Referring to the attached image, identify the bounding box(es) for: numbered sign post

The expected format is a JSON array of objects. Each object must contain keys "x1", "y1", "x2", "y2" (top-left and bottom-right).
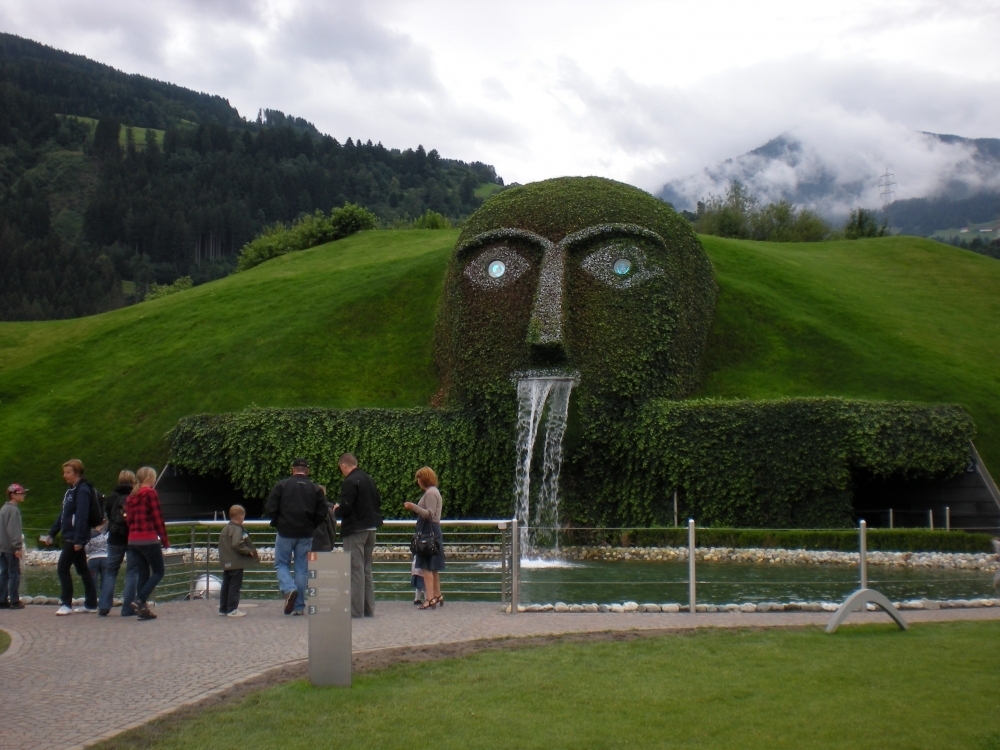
[{"x1": 307, "y1": 550, "x2": 352, "y2": 687}]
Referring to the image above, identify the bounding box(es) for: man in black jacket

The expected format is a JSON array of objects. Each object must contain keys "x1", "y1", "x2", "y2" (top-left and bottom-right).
[
  {"x1": 264, "y1": 458, "x2": 327, "y2": 615},
  {"x1": 333, "y1": 453, "x2": 382, "y2": 618}
]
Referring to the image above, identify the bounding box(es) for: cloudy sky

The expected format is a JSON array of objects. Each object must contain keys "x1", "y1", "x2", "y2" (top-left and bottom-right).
[{"x1": 3, "y1": 0, "x2": 999, "y2": 199}]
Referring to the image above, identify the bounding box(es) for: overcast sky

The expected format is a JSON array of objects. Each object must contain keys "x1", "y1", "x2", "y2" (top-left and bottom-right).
[{"x1": 3, "y1": 0, "x2": 999, "y2": 195}]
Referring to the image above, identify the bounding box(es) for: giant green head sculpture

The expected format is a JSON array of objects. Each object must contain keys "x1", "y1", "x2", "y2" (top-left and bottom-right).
[{"x1": 436, "y1": 177, "x2": 718, "y2": 408}]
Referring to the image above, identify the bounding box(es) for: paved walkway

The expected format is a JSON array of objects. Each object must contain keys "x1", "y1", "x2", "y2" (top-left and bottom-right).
[{"x1": 1, "y1": 599, "x2": 999, "y2": 750}]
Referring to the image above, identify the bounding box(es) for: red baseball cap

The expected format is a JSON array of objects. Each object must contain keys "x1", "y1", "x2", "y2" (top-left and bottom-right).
[{"x1": 7, "y1": 483, "x2": 28, "y2": 496}]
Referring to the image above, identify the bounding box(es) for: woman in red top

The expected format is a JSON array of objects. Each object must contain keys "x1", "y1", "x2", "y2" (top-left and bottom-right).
[{"x1": 124, "y1": 466, "x2": 170, "y2": 620}]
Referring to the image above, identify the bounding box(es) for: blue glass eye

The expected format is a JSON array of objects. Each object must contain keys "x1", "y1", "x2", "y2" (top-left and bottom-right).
[
  {"x1": 613, "y1": 258, "x2": 631, "y2": 276},
  {"x1": 488, "y1": 260, "x2": 506, "y2": 279}
]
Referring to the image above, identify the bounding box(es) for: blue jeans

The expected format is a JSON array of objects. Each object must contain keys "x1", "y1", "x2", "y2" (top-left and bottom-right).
[
  {"x1": 126, "y1": 543, "x2": 164, "y2": 606},
  {"x1": 0, "y1": 551, "x2": 20, "y2": 604},
  {"x1": 274, "y1": 534, "x2": 311, "y2": 613},
  {"x1": 100, "y1": 543, "x2": 136, "y2": 614},
  {"x1": 89, "y1": 556, "x2": 108, "y2": 596}
]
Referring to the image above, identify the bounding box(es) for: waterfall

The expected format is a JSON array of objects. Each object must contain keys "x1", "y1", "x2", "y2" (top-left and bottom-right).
[{"x1": 513, "y1": 375, "x2": 575, "y2": 553}]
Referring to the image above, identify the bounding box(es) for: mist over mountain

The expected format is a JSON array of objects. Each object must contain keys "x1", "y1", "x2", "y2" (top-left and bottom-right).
[{"x1": 658, "y1": 131, "x2": 1000, "y2": 225}]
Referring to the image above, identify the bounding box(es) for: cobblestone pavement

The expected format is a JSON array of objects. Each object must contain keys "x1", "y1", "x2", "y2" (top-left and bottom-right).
[{"x1": 1, "y1": 599, "x2": 998, "y2": 750}]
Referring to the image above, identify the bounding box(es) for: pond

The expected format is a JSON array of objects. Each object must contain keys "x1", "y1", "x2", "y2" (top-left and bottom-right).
[{"x1": 21, "y1": 558, "x2": 996, "y2": 605}]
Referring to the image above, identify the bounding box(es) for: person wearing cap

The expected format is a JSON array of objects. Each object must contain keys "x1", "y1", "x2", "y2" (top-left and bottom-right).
[
  {"x1": 264, "y1": 458, "x2": 328, "y2": 616},
  {"x1": 0, "y1": 483, "x2": 27, "y2": 609}
]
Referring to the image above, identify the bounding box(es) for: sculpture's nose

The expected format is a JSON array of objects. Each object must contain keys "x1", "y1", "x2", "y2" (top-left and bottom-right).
[{"x1": 527, "y1": 246, "x2": 567, "y2": 363}]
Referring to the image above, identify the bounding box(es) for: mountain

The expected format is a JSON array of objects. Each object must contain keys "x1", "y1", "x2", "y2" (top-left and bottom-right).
[
  {"x1": 658, "y1": 132, "x2": 1000, "y2": 229},
  {"x1": 0, "y1": 33, "x2": 504, "y2": 320}
]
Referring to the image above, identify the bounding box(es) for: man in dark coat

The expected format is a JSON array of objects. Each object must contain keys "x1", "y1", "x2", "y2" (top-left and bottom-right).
[
  {"x1": 333, "y1": 453, "x2": 382, "y2": 617},
  {"x1": 264, "y1": 458, "x2": 327, "y2": 615}
]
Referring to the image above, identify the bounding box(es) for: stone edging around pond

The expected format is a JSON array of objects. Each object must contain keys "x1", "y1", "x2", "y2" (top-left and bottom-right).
[
  {"x1": 505, "y1": 598, "x2": 1000, "y2": 614},
  {"x1": 19, "y1": 545, "x2": 1000, "y2": 570}
]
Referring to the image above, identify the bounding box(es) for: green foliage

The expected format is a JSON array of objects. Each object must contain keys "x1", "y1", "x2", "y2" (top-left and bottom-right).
[
  {"x1": 170, "y1": 398, "x2": 974, "y2": 528},
  {"x1": 566, "y1": 527, "x2": 995, "y2": 553},
  {"x1": 439, "y1": 177, "x2": 717, "y2": 408},
  {"x1": 410, "y1": 210, "x2": 451, "y2": 229},
  {"x1": 693, "y1": 181, "x2": 832, "y2": 241},
  {"x1": 572, "y1": 398, "x2": 974, "y2": 528},
  {"x1": 169, "y1": 406, "x2": 514, "y2": 519},
  {"x1": 145, "y1": 276, "x2": 192, "y2": 301},
  {"x1": 236, "y1": 204, "x2": 378, "y2": 272},
  {"x1": 845, "y1": 207, "x2": 888, "y2": 239}
]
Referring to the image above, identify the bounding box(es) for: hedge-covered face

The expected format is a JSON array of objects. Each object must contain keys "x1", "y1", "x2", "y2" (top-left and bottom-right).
[{"x1": 436, "y1": 177, "x2": 716, "y2": 407}]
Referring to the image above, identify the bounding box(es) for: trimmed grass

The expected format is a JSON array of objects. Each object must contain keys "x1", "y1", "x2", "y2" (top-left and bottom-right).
[
  {"x1": 0, "y1": 230, "x2": 456, "y2": 525},
  {"x1": 55, "y1": 115, "x2": 166, "y2": 146},
  {"x1": 474, "y1": 182, "x2": 505, "y2": 199},
  {"x1": 0, "y1": 628, "x2": 9, "y2": 656},
  {"x1": 698, "y1": 235, "x2": 1000, "y2": 473},
  {"x1": 4, "y1": 231, "x2": 1000, "y2": 525},
  {"x1": 94, "y1": 621, "x2": 1000, "y2": 750}
]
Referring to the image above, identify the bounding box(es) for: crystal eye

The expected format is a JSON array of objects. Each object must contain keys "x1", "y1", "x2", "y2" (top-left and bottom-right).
[
  {"x1": 613, "y1": 259, "x2": 631, "y2": 276},
  {"x1": 488, "y1": 260, "x2": 506, "y2": 279}
]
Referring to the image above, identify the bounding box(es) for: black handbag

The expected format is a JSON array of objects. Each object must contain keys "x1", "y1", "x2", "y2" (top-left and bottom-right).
[{"x1": 410, "y1": 529, "x2": 440, "y2": 557}]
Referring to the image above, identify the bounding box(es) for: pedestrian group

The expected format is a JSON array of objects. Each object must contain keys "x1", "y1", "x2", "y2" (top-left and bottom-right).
[{"x1": 0, "y1": 454, "x2": 447, "y2": 618}]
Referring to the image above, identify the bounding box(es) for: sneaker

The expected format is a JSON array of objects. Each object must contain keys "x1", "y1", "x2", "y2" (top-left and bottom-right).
[
  {"x1": 10, "y1": 601, "x2": 25, "y2": 609},
  {"x1": 227, "y1": 609, "x2": 246, "y2": 618},
  {"x1": 137, "y1": 606, "x2": 157, "y2": 620},
  {"x1": 219, "y1": 611, "x2": 228, "y2": 616},
  {"x1": 73, "y1": 606, "x2": 98, "y2": 614},
  {"x1": 292, "y1": 610, "x2": 304, "y2": 616},
  {"x1": 0, "y1": 602, "x2": 10, "y2": 609},
  {"x1": 283, "y1": 590, "x2": 298, "y2": 615},
  {"x1": 98, "y1": 609, "x2": 110, "y2": 617},
  {"x1": 56, "y1": 605, "x2": 72, "y2": 616}
]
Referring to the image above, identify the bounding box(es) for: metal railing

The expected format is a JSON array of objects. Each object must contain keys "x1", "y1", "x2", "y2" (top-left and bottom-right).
[{"x1": 156, "y1": 519, "x2": 519, "y2": 605}]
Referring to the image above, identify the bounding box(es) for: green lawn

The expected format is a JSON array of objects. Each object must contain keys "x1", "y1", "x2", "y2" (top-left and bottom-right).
[
  {"x1": 56, "y1": 115, "x2": 166, "y2": 147},
  {"x1": 0, "y1": 629, "x2": 9, "y2": 656},
  {"x1": 698, "y1": 235, "x2": 1000, "y2": 473},
  {"x1": 1, "y1": 230, "x2": 454, "y2": 525},
  {"x1": 474, "y1": 182, "x2": 506, "y2": 199},
  {"x1": 94, "y1": 621, "x2": 1000, "y2": 750},
  {"x1": 4, "y1": 230, "x2": 1000, "y2": 526}
]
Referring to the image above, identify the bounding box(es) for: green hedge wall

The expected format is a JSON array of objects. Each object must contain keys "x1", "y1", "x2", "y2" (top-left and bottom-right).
[
  {"x1": 169, "y1": 406, "x2": 515, "y2": 519},
  {"x1": 560, "y1": 528, "x2": 995, "y2": 553},
  {"x1": 170, "y1": 398, "x2": 974, "y2": 529},
  {"x1": 568, "y1": 397, "x2": 975, "y2": 529}
]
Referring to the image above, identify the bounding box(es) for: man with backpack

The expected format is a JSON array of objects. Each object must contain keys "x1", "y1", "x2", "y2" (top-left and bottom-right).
[{"x1": 44, "y1": 459, "x2": 100, "y2": 615}]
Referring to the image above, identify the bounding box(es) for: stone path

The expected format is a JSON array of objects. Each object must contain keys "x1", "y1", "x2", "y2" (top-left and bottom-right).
[{"x1": 1, "y1": 599, "x2": 999, "y2": 750}]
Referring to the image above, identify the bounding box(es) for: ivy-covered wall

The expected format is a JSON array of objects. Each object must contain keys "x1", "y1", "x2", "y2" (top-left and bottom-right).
[{"x1": 169, "y1": 398, "x2": 974, "y2": 528}]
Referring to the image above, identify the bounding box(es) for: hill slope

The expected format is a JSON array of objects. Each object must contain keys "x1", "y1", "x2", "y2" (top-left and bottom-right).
[
  {"x1": 1, "y1": 230, "x2": 454, "y2": 524},
  {"x1": 3, "y1": 231, "x2": 998, "y2": 524}
]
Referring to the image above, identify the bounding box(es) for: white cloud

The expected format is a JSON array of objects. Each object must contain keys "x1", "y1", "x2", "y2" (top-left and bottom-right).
[{"x1": 1, "y1": 0, "x2": 998, "y2": 194}]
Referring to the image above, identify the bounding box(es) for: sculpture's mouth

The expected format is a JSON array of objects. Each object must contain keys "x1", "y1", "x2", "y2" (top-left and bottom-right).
[{"x1": 511, "y1": 369, "x2": 579, "y2": 386}]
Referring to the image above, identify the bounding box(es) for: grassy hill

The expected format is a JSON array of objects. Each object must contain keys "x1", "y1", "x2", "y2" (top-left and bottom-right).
[{"x1": 3, "y1": 230, "x2": 999, "y2": 524}]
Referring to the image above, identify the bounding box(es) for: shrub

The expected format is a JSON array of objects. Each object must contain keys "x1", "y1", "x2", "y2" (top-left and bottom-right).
[
  {"x1": 236, "y1": 203, "x2": 378, "y2": 272},
  {"x1": 692, "y1": 181, "x2": 832, "y2": 241},
  {"x1": 411, "y1": 210, "x2": 451, "y2": 229},
  {"x1": 844, "y1": 208, "x2": 888, "y2": 239},
  {"x1": 145, "y1": 276, "x2": 192, "y2": 301}
]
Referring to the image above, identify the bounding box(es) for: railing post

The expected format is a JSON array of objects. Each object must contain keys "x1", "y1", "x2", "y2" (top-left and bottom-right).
[
  {"x1": 510, "y1": 518, "x2": 519, "y2": 614},
  {"x1": 859, "y1": 520, "x2": 868, "y2": 590},
  {"x1": 928, "y1": 509, "x2": 934, "y2": 531},
  {"x1": 205, "y1": 526, "x2": 211, "y2": 600},
  {"x1": 673, "y1": 489, "x2": 678, "y2": 528},
  {"x1": 889, "y1": 508, "x2": 894, "y2": 529},
  {"x1": 189, "y1": 525, "x2": 196, "y2": 599},
  {"x1": 688, "y1": 518, "x2": 696, "y2": 615},
  {"x1": 946, "y1": 506, "x2": 951, "y2": 532}
]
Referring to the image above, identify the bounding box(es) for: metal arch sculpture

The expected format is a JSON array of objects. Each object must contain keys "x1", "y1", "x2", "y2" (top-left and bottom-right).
[{"x1": 825, "y1": 588, "x2": 908, "y2": 634}]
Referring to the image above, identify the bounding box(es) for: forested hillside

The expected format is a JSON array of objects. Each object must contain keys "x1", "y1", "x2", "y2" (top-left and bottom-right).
[{"x1": 0, "y1": 33, "x2": 504, "y2": 320}]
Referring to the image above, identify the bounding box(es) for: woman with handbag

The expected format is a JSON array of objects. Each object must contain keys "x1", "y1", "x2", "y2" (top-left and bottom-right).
[{"x1": 403, "y1": 466, "x2": 445, "y2": 610}]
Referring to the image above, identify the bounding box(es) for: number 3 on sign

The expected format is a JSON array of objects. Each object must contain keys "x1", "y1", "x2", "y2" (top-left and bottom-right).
[{"x1": 308, "y1": 605, "x2": 316, "y2": 615}]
